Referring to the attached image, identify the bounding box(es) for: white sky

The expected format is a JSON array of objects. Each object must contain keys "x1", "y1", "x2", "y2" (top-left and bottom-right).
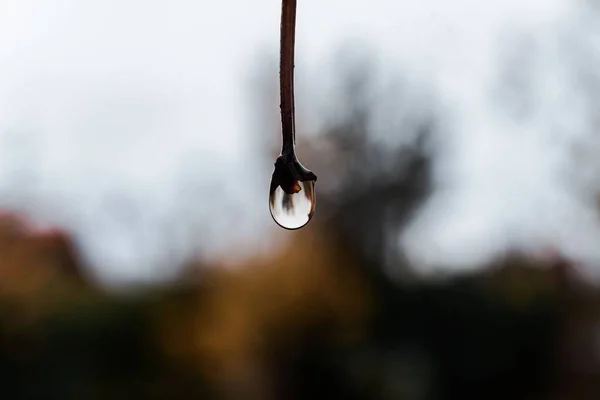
[{"x1": 0, "y1": 0, "x2": 598, "y2": 284}]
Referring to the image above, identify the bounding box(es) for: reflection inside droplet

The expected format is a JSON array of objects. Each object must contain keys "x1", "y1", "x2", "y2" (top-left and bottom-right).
[{"x1": 269, "y1": 179, "x2": 316, "y2": 230}]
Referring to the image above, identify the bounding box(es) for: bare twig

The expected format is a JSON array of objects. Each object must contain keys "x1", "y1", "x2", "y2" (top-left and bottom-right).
[
  {"x1": 280, "y1": 0, "x2": 297, "y2": 156},
  {"x1": 270, "y1": 0, "x2": 317, "y2": 196}
]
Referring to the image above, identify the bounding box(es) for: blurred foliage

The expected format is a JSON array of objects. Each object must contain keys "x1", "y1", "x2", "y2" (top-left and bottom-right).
[{"x1": 2, "y1": 50, "x2": 600, "y2": 400}]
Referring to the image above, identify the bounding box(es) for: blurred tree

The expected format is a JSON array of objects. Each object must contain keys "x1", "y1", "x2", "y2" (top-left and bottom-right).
[{"x1": 316, "y1": 56, "x2": 434, "y2": 282}]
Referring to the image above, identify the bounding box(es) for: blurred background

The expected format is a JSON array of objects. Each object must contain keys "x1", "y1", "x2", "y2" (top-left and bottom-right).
[{"x1": 2, "y1": 0, "x2": 600, "y2": 398}]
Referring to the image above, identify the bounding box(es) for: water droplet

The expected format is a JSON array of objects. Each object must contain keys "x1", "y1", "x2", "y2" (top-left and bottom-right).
[{"x1": 269, "y1": 179, "x2": 316, "y2": 230}]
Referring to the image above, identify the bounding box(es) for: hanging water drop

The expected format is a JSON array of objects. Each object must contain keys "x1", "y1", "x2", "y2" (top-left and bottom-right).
[
  {"x1": 269, "y1": 180, "x2": 315, "y2": 230},
  {"x1": 269, "y1": 156, "x2": 317, "y2": 230}
]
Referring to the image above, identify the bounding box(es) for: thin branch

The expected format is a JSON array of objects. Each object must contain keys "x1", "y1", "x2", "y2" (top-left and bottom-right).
[
  {"x1": 280, "y1": 0, "x2": 297, "y2": 156},
  {"x1": 270, "y1": 0, "x2": 316, "y2": 198}
]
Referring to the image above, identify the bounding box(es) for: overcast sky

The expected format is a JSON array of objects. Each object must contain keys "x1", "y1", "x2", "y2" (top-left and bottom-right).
[{"x1": 1, "y1": 0, "x2": 599, "y2": 284}]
